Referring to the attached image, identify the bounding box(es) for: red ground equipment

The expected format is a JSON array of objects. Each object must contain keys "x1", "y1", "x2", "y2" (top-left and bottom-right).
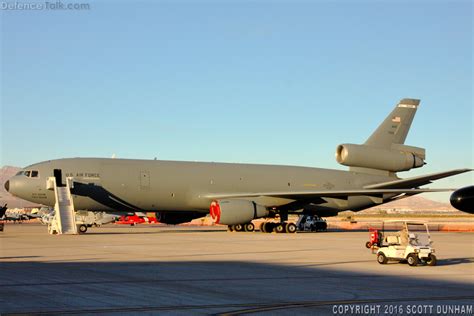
[
  {"x1": 115, "y1": 215, "x2": 157, "y2": 226},
  {"x1": 366, "y1": 227, "x2": 382, "y2": 249}
]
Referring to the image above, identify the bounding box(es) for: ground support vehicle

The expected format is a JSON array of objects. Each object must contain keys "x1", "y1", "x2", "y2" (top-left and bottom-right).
[{"x1": 296, "y1": 214, "x2": 328, "y2": 232}]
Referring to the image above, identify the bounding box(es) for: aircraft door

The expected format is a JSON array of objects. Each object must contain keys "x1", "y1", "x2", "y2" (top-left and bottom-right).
[
  {"x1": 140, "y1": 171, "x2": 150, "y2": 190},
  {"x1": 53, "y1": 169, "x2": 64, "y2": 187}
]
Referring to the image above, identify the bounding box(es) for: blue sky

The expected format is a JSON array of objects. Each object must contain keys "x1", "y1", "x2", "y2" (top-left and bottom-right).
[{"x1": 1, "y1": 0, "x2": 472, "y2": 201}]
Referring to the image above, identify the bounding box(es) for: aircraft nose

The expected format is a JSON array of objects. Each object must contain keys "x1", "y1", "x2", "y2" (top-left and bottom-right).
[{"x1": 4, "y1": 180, "x2": 9, "y2": 192}]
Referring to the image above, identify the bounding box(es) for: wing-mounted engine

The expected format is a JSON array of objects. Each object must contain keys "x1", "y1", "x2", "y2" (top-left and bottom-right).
[
  {"x1": 335, "y1": 143, "x2": 425, "y2": 172},
  {"x1": 210, "y1": 199, "x2": 269, "y2": 225}
]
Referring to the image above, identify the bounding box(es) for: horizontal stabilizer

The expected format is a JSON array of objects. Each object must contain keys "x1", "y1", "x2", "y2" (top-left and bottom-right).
[{"x1": 364, "y1": 169, "x2": 472, "y2": 189}]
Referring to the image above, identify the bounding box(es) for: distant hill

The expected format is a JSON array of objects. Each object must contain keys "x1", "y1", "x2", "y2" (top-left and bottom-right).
[
  {"x1": 361, "y1": 195, "x2": 458, "y2": 214},
  {"x1": 0, "y1": 166, "x2": 42, "y2": 208}
]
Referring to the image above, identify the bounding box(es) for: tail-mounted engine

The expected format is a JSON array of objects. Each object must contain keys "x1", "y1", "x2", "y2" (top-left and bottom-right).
[{"x1": 336, "y1": 143, "x2": 425, "y2": 172}]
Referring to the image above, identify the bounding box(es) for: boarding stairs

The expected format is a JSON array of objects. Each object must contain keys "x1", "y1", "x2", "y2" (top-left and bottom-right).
[{"x1": 47, "y1": 177, "x2": 77, "y2": 234}]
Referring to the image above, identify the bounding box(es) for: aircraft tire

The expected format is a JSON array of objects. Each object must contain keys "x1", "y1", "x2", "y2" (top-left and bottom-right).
[
  {"x1": 244, "y1": 222, "x2": 255, "y2": 232},
  {"x1": 78, "y1": 224, "x2": 87, "y2": 234},
  {"x1": 285, "y1": 223, "x2": 297, "y2": 234},
  {"x1": 275, "y1": 223, "x2": 286, "y2": 233},
  {"x1": 262, "y1": 222, "x2": 275, "y2": 233}
]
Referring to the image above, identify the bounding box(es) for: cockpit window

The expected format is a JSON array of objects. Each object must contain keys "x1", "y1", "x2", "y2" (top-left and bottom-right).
[{"x1": 17, "y1": 170, "x2": 40, "y2": 177}]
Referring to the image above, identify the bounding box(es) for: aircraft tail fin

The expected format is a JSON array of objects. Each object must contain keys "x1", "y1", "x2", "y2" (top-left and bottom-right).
[
  {"x1": 364, "y1": 98, "x2": 420, "y2": 148},
  {"x1": 335, "y1": 98, "x2": 425, "y2": 176}
]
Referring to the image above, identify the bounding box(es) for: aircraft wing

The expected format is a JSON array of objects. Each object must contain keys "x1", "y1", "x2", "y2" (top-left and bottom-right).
[
  {"x1": 364, "y1": 168, "x2": 472, "y2": 189},
  {"x1": 204, "y1": 188, "x2": 451, "y2": 201}
]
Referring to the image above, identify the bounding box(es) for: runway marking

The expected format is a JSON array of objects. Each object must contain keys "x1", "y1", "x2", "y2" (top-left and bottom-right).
[{"x1": 3, "y1": 296, "x2": 473, "y2": 315}]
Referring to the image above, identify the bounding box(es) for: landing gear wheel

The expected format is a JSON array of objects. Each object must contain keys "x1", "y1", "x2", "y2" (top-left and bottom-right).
[
  {"x1": 262, "y1": 222, "x2": 275, "y2": 233},
  {"x1": 275, "y1": 223, "x2": 286, "y2": 233},
  {"x1": 285, "y1": 223, "x2": 297, "y2": 234},
  {"x1": 227, "y1": 225, "x2": 234, "y2": 232},
  {"x1": 78, "y1": 224, "x2": 87, "y2": 234},
  {"x1": 234, "y1": 224, "x2": 244, "y2": 232},
  {"x1": 407, "y1": 253, "x2": 419, "y2": 266},
  {"x1": 377, "y1": 252, "x2": 388, "y2": 264},
  {"x1": 366, "y1": 242, "x2": 372, "y2": 249},
  {"x1": 244, "y1": 222, "x2": 255, "y2": 232},
  {"x1": 426, "y1": 254, "x2": 437, "y2": 266}
]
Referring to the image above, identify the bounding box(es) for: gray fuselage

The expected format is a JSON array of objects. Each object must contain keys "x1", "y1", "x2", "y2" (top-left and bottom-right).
[{"x1": 8, "y1": 158, "x2": 396, "y2": 214}]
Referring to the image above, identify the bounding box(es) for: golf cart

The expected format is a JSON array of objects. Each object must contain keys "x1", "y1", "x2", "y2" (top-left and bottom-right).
[{"x1": 375, "y1": 221, "x2": 437, "y2": 266}]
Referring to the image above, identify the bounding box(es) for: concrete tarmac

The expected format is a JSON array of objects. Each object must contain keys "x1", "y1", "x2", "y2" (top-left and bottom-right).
[{"x1": 0, "y1": 223, "x2": 473, "y2": 315}]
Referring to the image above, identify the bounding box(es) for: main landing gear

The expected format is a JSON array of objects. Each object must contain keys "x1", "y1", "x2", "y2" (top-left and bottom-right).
[
  {"x1": 260, "y1": 221, "x2": 297, "y2": 234},
  {"x1": 227, "y1": 221, "x2": 297, "y2": 233},
  {"x1": 227, "y1": 222, "x2": 255, "y2": 232},
  {"x1": 227, "y1": 212, "x2": 297, "y2": 234}
]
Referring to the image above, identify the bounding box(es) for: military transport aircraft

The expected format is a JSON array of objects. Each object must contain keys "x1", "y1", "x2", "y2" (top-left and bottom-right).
[{"x1": 4, "y1": 98, "x2": 471, "y2": 233}]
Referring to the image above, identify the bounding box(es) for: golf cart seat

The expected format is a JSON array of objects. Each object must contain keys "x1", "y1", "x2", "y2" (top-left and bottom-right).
[{"x1": 385, "y1": 235, "x2": 400, "y2": 245}]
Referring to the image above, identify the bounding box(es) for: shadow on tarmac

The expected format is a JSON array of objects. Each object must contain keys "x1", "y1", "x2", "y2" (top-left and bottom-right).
[
  {"x1": 437, "y1": 257, "x2": 474, "y2": 266},
  {"x1": 0, "y1": 259, "x2": 472, "y2": 315}
]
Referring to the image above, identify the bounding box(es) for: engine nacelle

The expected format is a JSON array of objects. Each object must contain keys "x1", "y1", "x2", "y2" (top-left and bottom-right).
[
  {"x1": 209, "y1": 199, "x2": 268, "y2": 225},
  {"x1": 450, "y1": 186, "x2": 474, "y2": 214},
  {"x1": 335, "y1": 143, "x2": 425, "y2": 172},
  {"x1": 155, "y1": 211, "x2": 204, "y2": 225}
]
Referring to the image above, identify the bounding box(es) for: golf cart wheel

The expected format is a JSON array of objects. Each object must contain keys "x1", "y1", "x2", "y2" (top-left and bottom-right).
[
  {"x1": 377, "y1": 252, "x2": 388, "y2": 264},
  {"x1": 227, "y1": 225, "x2": 234, "y2": 232},
  {"x1": 365, "y1": 242, "x2": 372, "y2": 249},
  {"x1": 407, "y1": 253, "x2": 419, "y2": 266},
  {"x1": 234, "y1": 224, "x2": 244, "y2": 232},
  {"x1": 78, "y1": 224, "x2": 87, "y2": 233},
  {"x1": 426, "y1": 254, "x2": 437, "y2": 266}
]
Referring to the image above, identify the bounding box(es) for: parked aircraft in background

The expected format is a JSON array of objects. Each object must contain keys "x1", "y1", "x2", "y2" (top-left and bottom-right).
[
  {"x1": 0, "y1": 204, "x2": 35, "y2": 222},
  {"x1": 4, "y1": 98, "x2": 471, "y2": 233},
  {"x1": 450, "y1": 186, "x2": 474, "y2": 213}
]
